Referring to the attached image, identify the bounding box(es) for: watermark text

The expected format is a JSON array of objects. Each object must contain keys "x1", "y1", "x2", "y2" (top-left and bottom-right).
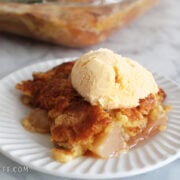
[{"x1": 0, "y1": 166, "x2": 31, "y2": 174}]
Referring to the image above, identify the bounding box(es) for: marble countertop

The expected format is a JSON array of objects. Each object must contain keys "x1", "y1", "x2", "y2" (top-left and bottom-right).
[{"x1": 0, "y1": 0, "x2": 180, "y2": 179}]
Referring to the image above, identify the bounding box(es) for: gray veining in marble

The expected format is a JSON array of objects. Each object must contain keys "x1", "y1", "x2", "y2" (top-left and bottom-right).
[{"x1": 0, "y1": 0, "x2": 180, "y2": 179}]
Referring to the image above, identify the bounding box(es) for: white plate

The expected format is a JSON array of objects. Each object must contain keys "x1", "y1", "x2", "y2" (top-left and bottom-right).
[{"x1": 0, "y1": 59, "x2": 180, "y2": 179}]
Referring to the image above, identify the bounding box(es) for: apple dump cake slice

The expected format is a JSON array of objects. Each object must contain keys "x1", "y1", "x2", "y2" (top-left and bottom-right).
[{"x1": 16, "y1": 49, "x2": 170, "y2": 162}]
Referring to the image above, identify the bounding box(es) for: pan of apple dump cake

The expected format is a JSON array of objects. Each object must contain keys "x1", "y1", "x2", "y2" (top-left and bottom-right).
[{"x1": 0, "y1": 0, "x2": 159, "y2": 47}]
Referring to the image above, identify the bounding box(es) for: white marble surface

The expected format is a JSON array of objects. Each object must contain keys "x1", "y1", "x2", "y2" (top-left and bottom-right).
[{"x1": 0, "y1": 0, "x2": 180, "y2": 179}]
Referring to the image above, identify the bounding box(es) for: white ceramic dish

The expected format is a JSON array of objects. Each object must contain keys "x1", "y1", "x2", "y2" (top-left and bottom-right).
[{"x1": 0, "y1": 59, "x2": 180, "y2": 179}]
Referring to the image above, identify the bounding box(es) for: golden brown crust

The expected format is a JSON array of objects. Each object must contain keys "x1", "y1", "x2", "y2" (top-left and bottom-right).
[
  {"x1": 17, "y1": 61, "x2": 113, "y2": 150},
  {"x1": 16, "y1": 62, "x2": 76, "y2": 109},
  {"x1": 51, "y1": 103, "x2": 112, "y2": 148}
]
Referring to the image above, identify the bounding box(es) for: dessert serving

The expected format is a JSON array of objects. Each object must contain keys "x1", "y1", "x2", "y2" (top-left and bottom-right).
[{"x1": 16, "y1": 49, "x2": 170, "y2": 163}]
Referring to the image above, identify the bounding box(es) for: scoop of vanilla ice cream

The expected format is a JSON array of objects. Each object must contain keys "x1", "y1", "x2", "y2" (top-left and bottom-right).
[{"x1": 71, "y1": 48, "x2": 158, "y2": 109}]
